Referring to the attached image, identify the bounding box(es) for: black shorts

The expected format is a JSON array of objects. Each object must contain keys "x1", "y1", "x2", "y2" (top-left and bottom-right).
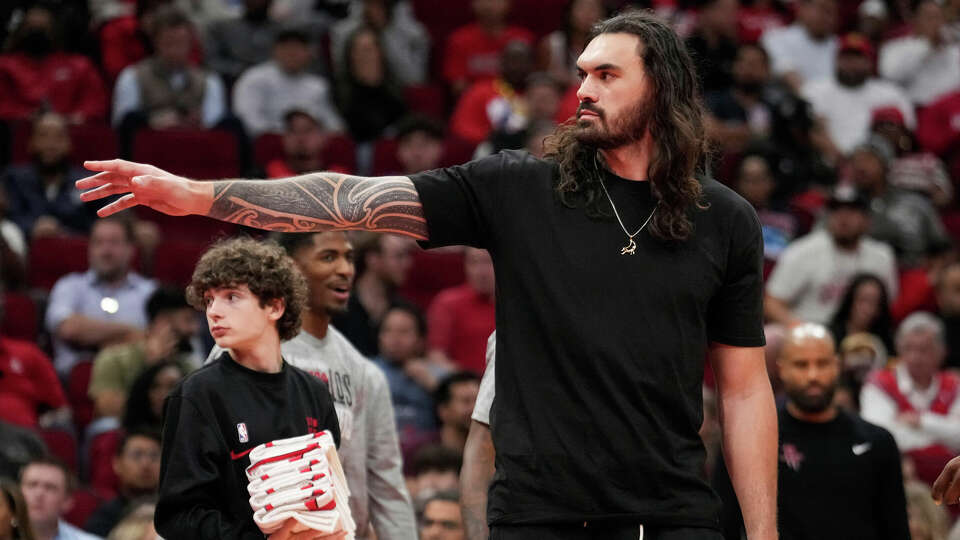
[{"x1": 490, "y1": 523, "x2": 723, "y2": 540}]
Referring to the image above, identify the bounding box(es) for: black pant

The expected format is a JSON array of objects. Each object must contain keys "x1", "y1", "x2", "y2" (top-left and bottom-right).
[{"x1": 490, "y1": 523, "x2": 724, "y2": 540}]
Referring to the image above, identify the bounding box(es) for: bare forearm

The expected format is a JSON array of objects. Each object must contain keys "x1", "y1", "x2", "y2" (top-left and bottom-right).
[
  {"x1": 57, "y1": 315, "x2": 138, "y2": 347},
  {"x1": 207, "y1": 174, "x2": 428, "y2": 238},
  {"x1": 720, "y1": 385, "x2": 778, "y2": 540},
  {"x1": 461, "y1": 420, "x2": 495, "y2": 540},
  {"x1": 763, "y1": 295, "x2": 795, "y2": 326}
]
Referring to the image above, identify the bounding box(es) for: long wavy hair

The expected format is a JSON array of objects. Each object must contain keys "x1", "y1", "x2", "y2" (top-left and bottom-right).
[{"x1": 545, "y1": 10, "x2": 708, "y2": 242}]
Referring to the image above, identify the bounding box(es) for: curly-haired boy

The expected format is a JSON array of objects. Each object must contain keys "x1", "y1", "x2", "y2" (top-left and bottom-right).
[{"x1": 155, "y1": 237, "x2": 340, "y2": 539}]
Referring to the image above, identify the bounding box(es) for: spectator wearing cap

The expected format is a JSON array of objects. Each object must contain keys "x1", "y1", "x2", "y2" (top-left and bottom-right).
[
  {"x1": 802, "y1": 33, "x2": 915, "y2": 155},
  {"x1": 685, "y1": 0, "x2": 740, "y2": 95},
  {"x1": 880, "y1": 0, "x2": 960, "y2": 107},
  {"x1": 330, "y1": 0, "x2": 430, "y2": 86},
  {"x1": 265, "y1": 109, "x2": 350, "y2": 178},
  {"x1": 861, "y1": 312, "x2": 960, "y2": 486},
  {"x1": 0, "y1": 5, "x2": 108, "y2": 122},
  {"x1": 872, "y1": 107, "x2": 953, "y2": 208},
  {"x1": 765, "y1": 185, "x2": 897, "y2": 326},
  {"x1": 112, "y1": 6, "x2": 226, "y2": 132},
  {"x1": 442, "y1": 0, "x2": 534, "y2": 95},
  {"x1": 849, "y1": 136, "x2": 950, "y2": 268},
  {"x1": 233, "y1": 27, "x2": 344, "y2": 138},
  {"x1": 760, "y1": 0, "x2": 839, "y2": 89},
  {"x1": 204, "y1": 0, "x2": 279, "y2": 88}
]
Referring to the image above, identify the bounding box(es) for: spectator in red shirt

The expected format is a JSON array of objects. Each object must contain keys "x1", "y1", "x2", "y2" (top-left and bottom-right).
[
  {"x1": 0, "y1": 5, "x2": 108, "y2": 123},
  {"x1": 427, "y1": 248, "x2": 495, "y2": 374},
  {"x1": 0, "y1": 300, "x2": 69, "y2": 428},
  {"x1": 265, "y1": 109, "x2": 348, "y2": 178},
  {"x1": 450, "y1": 40, "x2": 535, "y2": 145},
  {"x1": 442, "y1": 0, "x2": 534, "y2": 95}
]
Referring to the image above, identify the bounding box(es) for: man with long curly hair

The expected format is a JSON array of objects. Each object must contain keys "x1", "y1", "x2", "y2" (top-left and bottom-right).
[
  {"x1": 79, "y1": 10, "x2": 776, "y2": 540},
  {"x1": 154, "y1": 238, "x2": 340, "y2": 539}
]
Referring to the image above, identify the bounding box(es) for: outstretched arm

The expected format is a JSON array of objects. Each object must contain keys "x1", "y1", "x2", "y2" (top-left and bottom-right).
[{"x1": 77, "y1": 160, "x2": 428, "y2": 239}]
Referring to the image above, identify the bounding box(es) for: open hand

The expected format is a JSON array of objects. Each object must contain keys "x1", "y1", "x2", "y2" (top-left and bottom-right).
[{"x1": 77, "y1": 159, "x2": 213, "y2": 217}]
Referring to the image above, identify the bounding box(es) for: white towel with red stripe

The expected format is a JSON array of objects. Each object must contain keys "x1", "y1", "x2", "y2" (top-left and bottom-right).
[{"x1": 245, "y1": 432, "x2": 355, "y2": 539}]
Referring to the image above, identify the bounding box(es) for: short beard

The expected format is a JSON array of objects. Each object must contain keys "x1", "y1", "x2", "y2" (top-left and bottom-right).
[
  {"x1": 786, "y1": 383, "x2": 837, "y2": 414},
  {"x1": 836, "y1": 71, "x2": 867, "y2": 88},
  {"x1": 573, "y1": 98, "x2": 652, "y2": 150}
]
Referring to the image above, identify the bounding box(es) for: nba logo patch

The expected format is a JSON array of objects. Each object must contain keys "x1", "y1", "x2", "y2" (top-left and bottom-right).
[{"x1": 237, "y1": 423, "x2": 249, "y2": 443}]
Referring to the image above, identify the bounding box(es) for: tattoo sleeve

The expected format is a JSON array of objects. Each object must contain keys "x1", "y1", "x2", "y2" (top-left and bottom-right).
[
  {"x1": 461, "y1": 421, "x2": 495, "y2": 540},
  {"x1": 207, "y1": 174, "x2": 428, "y2": 239}
]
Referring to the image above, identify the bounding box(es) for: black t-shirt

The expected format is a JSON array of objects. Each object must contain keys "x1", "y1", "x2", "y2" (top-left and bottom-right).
[
  {"x1": 155, "y1": 353, "x2": 341, "y2": 540},
  {"x1": 715, "y1": 406, "x2": 910, "y2": 540},
  {"x1": 410, "y1": 150, "x2": 765, "y2": 528}
]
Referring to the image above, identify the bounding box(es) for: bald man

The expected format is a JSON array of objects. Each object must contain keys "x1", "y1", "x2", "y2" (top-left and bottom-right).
[{"x1": 717, "y1": 323, "x2": 910, "y2": 540}]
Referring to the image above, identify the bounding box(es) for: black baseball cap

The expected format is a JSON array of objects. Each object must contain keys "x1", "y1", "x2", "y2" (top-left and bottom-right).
[{"x1": 827, "y1": 184, "x2": 870, "y2": 212}]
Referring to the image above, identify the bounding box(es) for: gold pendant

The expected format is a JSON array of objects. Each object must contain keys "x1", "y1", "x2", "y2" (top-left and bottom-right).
[{"x1": 620, "y1": 237, "x2": 637, "y2": 255}]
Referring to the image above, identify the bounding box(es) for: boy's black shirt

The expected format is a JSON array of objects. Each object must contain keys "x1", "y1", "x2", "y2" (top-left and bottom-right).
[{"x1": 155, "y1": 352, "x2": 340, "y2": 539}]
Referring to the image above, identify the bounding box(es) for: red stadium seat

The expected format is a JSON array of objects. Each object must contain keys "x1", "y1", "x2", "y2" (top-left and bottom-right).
[
  {"x1": 254, "y1": 133, "x2": 356, "y2": 174},
  {"x1": 10, "y1": 121, "x2": 119, "y2": 165},
  {"x1": 39, "y1": 427, "x2": 78, "y2": 472},
  {"x1": 134, "y1": 207, "x2": 236, "y2": 243},
  {"x1": 67, "y1": 361, "x2": 95, "y2": 432},
  {"x1": 132, "y1": 129, "x2": 240, "y2": 179},
  {"x1": 2, "y1": 292, "x2": 39, "y2": 342},
  {"x1": 511, "y1": 0, "x2": 567, "y2": 39},
  {"x1": 372, "y1": 138, "x2": 402, "y2": 176},
  {"x1": 398, "y1": 249, "x2": 466, "y2": 310},
  {"x1": 404, "y1": 85, "x2": 448, "y2": 119},
  {"x1": 152, "y1": 240, "x2": 213, "y2": 287},
  {"x1": 253, "y1": 133, "x2": 284, "y2": 170},
  {"x1": 88, "y1": 429, "x2": 121, "y2": 500},
  {"x1": 440, "y1": 136, "x2": 476, "y2": 167},
  {"x1": 28, "y1": 235, "x2": 89, "y2": 291},
  {"x1": 63, "y1": 488, "x2": 104, "y2": 528}
]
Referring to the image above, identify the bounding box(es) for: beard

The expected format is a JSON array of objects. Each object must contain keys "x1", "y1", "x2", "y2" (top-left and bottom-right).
[
  {"x1": 573, "y1": 97, "x2": 652, "y2": 149},
  {"x1": 785, "y1": 382, "x2": 837, "y2": 414},
  {"x1": 836, "y1": 70, "x2": 868, "y2": 88}
]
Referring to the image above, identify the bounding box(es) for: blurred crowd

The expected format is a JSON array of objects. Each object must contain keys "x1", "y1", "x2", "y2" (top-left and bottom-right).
[{"x1": 1, "y1": 0, "x2": 960, "y2": 538}]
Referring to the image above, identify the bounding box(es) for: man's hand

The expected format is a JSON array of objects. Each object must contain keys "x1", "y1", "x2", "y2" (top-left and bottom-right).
[
  {"x1": 932, "y1": 456, "x2": 960, "y2": 505},
  {"x1": 144, "y1": 319, "x2": 179, "y2": 364},
  {"x1": 77, "y1": 159, "x2": 214, "y2": 217},
  {"x1": 267, "y1": 518, "x2": 347, "y2": 540},
  {"x1": 898, "y1": 411, "x2": 922, "y2": 429}
]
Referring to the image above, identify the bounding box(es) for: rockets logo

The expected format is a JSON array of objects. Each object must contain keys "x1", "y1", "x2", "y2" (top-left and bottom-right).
[{"x1": 237, "y1": 423, "x2": 249, "y2": 443}]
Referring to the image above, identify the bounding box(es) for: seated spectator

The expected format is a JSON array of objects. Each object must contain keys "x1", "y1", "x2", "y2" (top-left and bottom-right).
[
  {"x1": 433, "y1": 373, "x2": 480, "y2": 455},
  {"x1": 394, "y1": 116, "x2": 445, "y2": 175},
  {"x1": 419, "y1": 491, "x2": 465, "y2": 540},
  {"x1": 122, "y1": 361, "x2": 185, "y2": 433},
  {"x1": 802, "y1": 33, "x2": 915, "y2": 155},
  {"x1": 685, "y1": 0, "x2": 740, "y2": 95},
  {"x1": 861, "y1": 312, "x2": 960, "y2": 486},
  {"x1": 828, "y1": 273, "x2": 895, "y2": 352},
  {"x1": 407, "y1": 445, "x2": 461, "y2": 503},
  {"x1": 427, "y1": 248, "x2": 495, "y2": 374},
  {"x1": 737, "y1": 0, "x2": 787, "y2": 44},
  {"x1": 233, "y1": 28, "x2": 344, "y2": 137},
  {"x1": 880, "y1": 0, "x2": 960, "y2": 107},
  {"x1": 451, "y1": 41, "x2": 535, "y2": 145},
  {"x1": 84, "y1": 429, "x2": 161, "y2": 537},
  {"x1": 0, "y1": 479, "x2": 35, "y2": 540},
  {"x1": 765, "y1": 185, "x2": 897, "y2": 325},
  {"x1": 89, "y1": 287, "x2": 199, "y2": 422},
  {"x1": 3, "y1": 112, "x2": 97, "y2": 239},
  {"x1": 0, "y1": 313, "x2": 69, "y2": 428},
  {"x1": 849, "y1": 136, "x2": 950, "y2": 267},
  {"x1": 872, "y1": 107, "x2": 953, "y2": 208},
  {"x1": 443, "y1": 0, "x2": 534, "y2": 94},
  {"x1": 20, "y1": 457, "x2": 102, "y2": 540},
  {"x1": 104, "y1": 499, "x2": 156, "y2": 540},
  {"x1": 937, "y1": 261, "x2": 960, "y2": 370},
  {"x1": 760, "y1": 0, "x2": 838, "y2": 89},
  {"x1": 856, "y1": 0, "x2": 889, "y2": 48},
  {"x1": 481, "y1": 73, "x2": 562, "y2": 155},
  {"x1": 336, "y1": 27, "x2": 407, "y2": 142},
  {"x1": 538, "y1": 0, "x2": 606, "y2": 87},
  {"x1": 332, "y1": 233, "x2": 414, "y2": 356},
  {"x1": 373, "y1": 304, "x2": 450, "y2": 437},
  {"x1": 704, "y1": 44, "x2": 775, "y2": 157},
  {"x1": 0, "y1": 5, "x2": 107, "y2": 123},
  {"x1": 0, "y1": 421, "x2": 46, "y2": 480},
  {"x1": 265, "y1": 109, "x2": 347, "y2": 178},
  {"x1": 45, "y1": 217, "x2": 157, "y2": 376},
  {"x1": 732, "y1": 152, "x2": 796, "y2": 262},
  {"x1": 838, "y1": 332, "x2": 889, "y2": 408},
  {"x1": 715, "y1": 323, "x2": 910, "y2": 540},
  {"x1": 112, "y1": 6, "x2": 227, "y2": 134},
  {"x1": 521, "y1": 119, "x2": 557, "y2": 158},
  {"x1": 204, "y1": 0, "x2": 278, "y2": 87},
  {"x1": 330, "y1": 0, "x2": 430, "y2": 86}
]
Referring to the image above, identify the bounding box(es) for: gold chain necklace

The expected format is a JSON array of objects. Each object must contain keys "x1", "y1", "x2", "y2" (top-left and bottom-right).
[{"x1": 593, "y1": 153, "x2": 659, "y2": 255}]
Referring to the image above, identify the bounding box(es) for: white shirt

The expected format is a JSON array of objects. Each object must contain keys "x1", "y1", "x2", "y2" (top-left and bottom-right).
[
  {"x1": 112, "y1": 65, "x2": 226, "y2": 128},
  {"x1": 761, "y1": 24, "x2": 838, "y2": 83},
  {"x1": 232, "y1": 61, "x2": 344, "y2": 136},
  {"x1": 53, "y1": 520, "x2": 103, "y2": 540},
  {"x1": 766, "y1": 229, "x2": 897, "y2": 324},
  {"x1": 207, "y1": 327, "x2": 415, "y2": 540},
  {"x1": 860, "y1": 363, "x2": 960, "y2": 452},
  {"x1": 471, "y1": 331, "x2": 496, "y2": 426},
  {"x1": 802, "y1": 77, "x2": 915, "y2": 154},
  {"x1": 879, "y1": 35, "x2": 960, "y2": 105}
]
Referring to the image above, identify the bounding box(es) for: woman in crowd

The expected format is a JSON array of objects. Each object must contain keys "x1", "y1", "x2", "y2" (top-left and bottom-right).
[
  {"x1": 0, "y1": 480, "x2": 34, "y2": 540},
  {"x1": 829, "y1": 273, "x2": 895, "y2": 353},
  {"x1": 122, "y1": 361, "x2": 185, "y2": 433},
  {"x1": 336, "y1": 26, "x2": 407, "y2": 143}
]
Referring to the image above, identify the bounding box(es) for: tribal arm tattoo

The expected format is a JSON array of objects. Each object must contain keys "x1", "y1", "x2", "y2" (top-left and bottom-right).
[{"x1": 207, "y1": 174, "x2": 428, "y2": 239}]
